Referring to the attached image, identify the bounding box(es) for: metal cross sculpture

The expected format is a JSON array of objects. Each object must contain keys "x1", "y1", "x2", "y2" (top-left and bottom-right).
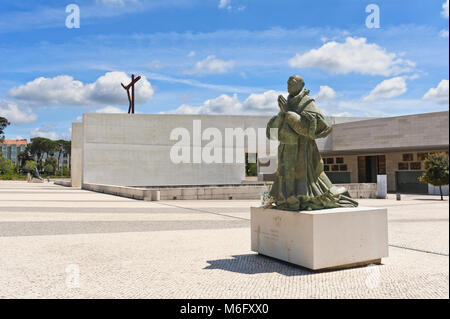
[{"x1": 121, "y1": 74, "x2": 141, "y2": 114}]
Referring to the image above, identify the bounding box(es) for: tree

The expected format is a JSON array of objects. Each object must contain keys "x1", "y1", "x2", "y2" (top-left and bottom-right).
[
  {"x1": 44, "y1": 157, "x2": 57, "y2": 175},
  {"x1": 0, "y1": 117, "x2": 10, "y2": 142},
  {"x1": 29, "y1": 137, "x2": 58, "y2": 170},
  {"x1": 24, "y1": 160, "x2": 38, "y2": 173},
  {"x1": 0, "y1": 157, "x2": 14, "y2": 175},
  {"x1": 18, "y1": 145, "x2": 33, "y2": 169},
  {"x1": 44, "y1": 163, "x2": 55, "y2": 175},
  {"x1": 419, "y1": 153, "x2": 449, "y2": 200},
  {"x1": 63, "y1": 140, "x2": 71, "y2": 170},
  {"x1": 55, "y1": 139, "x2": 71, "y2": 170}
]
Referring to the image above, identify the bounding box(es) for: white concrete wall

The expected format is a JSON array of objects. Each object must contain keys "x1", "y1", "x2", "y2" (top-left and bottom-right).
[
  {"x1": 78, "y1": 113, "x2": 368, "y2": 187},
  {"x1": 71, "y1": 122, "x2": 83, "y2": 188},
  {"x1": 74, "y1": 112, "x2": 449, "y2": 188},
  {"x1": 81, "y1": 114, "x2": 270, "y2": 186}
]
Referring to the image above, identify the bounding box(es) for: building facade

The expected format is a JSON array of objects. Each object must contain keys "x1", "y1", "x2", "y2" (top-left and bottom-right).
[
  {"x1": 317, "y1": 111, "x2": 449, "y2": 193},
  {"x1": 72, "y1": 111, "x2": 449, "y2": 194},
  {"x1": 0, "y1": 139, "x2": 27, "y2": 164}
]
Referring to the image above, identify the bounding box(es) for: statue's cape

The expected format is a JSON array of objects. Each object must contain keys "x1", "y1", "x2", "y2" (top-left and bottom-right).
[
  {"x1": 298, "y1": 96, "x2": 321, "y2": 115},
  {"x1": 288, "y1": 90, "x2": 322, "y2": 116}
]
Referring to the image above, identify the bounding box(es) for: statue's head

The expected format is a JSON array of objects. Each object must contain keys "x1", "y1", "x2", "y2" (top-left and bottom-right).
[{"x1": 287, "y1": 75, "x2": 305, "y2": 95}]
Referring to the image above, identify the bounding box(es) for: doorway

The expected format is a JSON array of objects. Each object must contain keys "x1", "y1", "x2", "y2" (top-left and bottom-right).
[{"x1": 358, "y1": 155, "x2": 386, "y2": 183}]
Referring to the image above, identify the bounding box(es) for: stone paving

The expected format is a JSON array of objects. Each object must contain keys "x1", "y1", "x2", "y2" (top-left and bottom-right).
[{"x1": 0, "y1": 181, "x2": 448, "y2": 299}]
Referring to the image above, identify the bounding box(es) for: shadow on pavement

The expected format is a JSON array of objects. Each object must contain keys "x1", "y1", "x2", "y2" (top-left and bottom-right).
[{"x1": 204, "y1": 254, "x2": 314, "y2": 276}]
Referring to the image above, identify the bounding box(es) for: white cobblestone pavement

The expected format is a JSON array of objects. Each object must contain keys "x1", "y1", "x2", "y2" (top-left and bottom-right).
[{"x1": 0, "y1": 181, "x2": 448, "y2": 299}]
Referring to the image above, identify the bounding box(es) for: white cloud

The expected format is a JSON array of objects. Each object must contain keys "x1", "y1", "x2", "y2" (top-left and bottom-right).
[
  {"x1": 289, "y1": 37, "x2": 415, "y2": 76},
  {"x1": 187, "y1": 55, "x2": 235, "y2": 75},
  {"x1": 218, "y1": 0, "x2": 232, "y2": 10},
  {"x1": 170, "y1": 94, "x2": 241, "y2": 115},
  {"x1": 95, "y1": 106, "x2": 127, "y2": 113},
  {"x1": 148, "y1": 60, "x2": 164, "y2": 70},
  {"x1": 188, "y1": 51, "x2": 196, "y2": 58},
  {"x1": 423, "y1": 80, "x2": 449, "y2": 104},
  {"x1": 363, "y1": 77, "x2": 407, "y2": 102},
  {"x1": 243, "y1": 90, "x2": 281, "y2": 113},
  {"x1": 7, "y1": 72, "x2": 154, "y2": 107},
  {"x1": 30, "y1": 127, "x2": 71, "y2": 140},
  {"x1": 442, "y1": 0, "x2": 449, "y2": 18},
  {"x1": 314, "y1": 86, "x2": 337, "y2": 102},
  {"x1": 440, "y1": 29, "x2": 449, "y2": 38},
  {"x1": 0, "y1": 100, "x2": 37, "y2": 125},
  {"x1": 168, "y1": 90, "x2": 283, "y2": 115}
]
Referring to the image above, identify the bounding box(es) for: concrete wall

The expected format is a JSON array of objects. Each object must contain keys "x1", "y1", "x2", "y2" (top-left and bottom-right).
[
  {"x1": 78, "y1": 113, "x2": 367, "y2": 187},
  {"x1": 330, "y1": 111, "x2": 449, "y2": 153},
  {"x1": 71, "y1": 122, "x2": 83, "y2": 188},
  {"x1": 81, "y1": 114, "x2": 271, "y2": 186},
  {"x1": 81, "y1": 182, "x2": 376, "y2": 201},
  {"x1": 73, "y1": 111, "x2": 448, "y2": 189}
]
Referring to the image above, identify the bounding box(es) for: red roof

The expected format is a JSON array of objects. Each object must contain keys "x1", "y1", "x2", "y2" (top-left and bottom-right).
[{"x1": 0, "y1": 139, "x2": 28, "y2": 145}]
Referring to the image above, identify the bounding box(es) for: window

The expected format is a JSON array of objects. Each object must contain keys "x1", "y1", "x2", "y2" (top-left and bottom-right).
[
  {"x1": 336, "y1": 157, "x2": 344, "y2": 164},
  {"x1": 325, "y1": 158, "x2": 334, "y2": 164},
  {"x1": 398, "y1": 162, "x2": 409, "y2": 170},
  {"x1": 417, "y1": 153, "x2": 428, "y2": 161},
  {"x1": 332, "y1": 165, "x2": 339, "y2": 171},
  {"x1": 339, "y1": 164, "x2": 348, "y2": 171},
  {"x1": 410, "y1": 162, "x2": 421, "y2": 170},
  {"x1": 324, "y1": 165, "x2": 330, "y2": 172},
  {"x1": 377, "y1": 155, "x2": 386, "y2": 175},
  {"x1": 402, "y1": 153, "x2": 414, "y2": 161}
]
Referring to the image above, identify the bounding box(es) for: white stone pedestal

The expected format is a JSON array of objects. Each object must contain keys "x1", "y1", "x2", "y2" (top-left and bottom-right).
[{"x1": 251, "y1": 206, "x2": 388, "y2": 271}]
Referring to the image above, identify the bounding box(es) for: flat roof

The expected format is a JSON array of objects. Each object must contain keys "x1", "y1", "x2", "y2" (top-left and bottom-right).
[{"x1": 0, "y1": 139, "x2": 28, "y2": 145}]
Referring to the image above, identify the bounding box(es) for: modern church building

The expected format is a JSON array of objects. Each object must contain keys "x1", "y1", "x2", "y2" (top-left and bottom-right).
[{"x1": 72, "y1": 110, "x2": 449, "y2": 194}]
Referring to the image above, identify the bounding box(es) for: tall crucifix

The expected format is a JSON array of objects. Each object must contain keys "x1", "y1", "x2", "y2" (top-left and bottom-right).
[{"x1": 121, "y1": 74, "x2": 141, "y2": 114}]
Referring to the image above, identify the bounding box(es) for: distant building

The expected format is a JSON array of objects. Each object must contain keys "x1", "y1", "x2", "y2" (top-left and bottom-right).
[
  {"x1": 41, "y1": 151, "x2": 70, "y2": 170},
  {"x1": 0, "y1": 139, "x2": 27, "y2": 164},
  {"x1": 0, "y1": 139, "x2": 70, "y2": 169}
]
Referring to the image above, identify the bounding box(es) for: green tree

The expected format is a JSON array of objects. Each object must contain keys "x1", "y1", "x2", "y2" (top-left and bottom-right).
[
  {"x1": 44, "y1": 163, "x2": 55, "y2": 175},
  {"x1": 55, "y1": 139, "x2": 71, "y2": 171},
  {"x1": 29, "y1": 137, "x2": 58, "y2": 170},
  {"x1": 44, "y1": 157, "x2": 57, "y2": 175},
  {"x1": 419, "y1": 153, "x2": 449, "y2": 201},
  {"x1": 24, "y1": 160, "x2": 38, "y2": 173},
  {"x1": 0, "y1": 117, "x2": 10, "y2": 142},
  {"x1": 18, "y1": 145, "x2": 33, "y2": 169},
  {"x1": 0, "y1": 157, "x2": 14, "y2": 174},
  {"x1": 64, "y1": 140, "x2": 71, "y2": 169}
]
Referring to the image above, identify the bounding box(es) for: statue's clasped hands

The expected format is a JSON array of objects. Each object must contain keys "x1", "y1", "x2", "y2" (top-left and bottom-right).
[{"x1": 278, "y1": 95, "x2": 288, "y2": 113}]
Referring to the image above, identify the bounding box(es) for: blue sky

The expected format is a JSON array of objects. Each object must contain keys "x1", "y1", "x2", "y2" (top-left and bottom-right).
[{"x1": 0, "y1": 0, "x2": 448, "y2": 141}]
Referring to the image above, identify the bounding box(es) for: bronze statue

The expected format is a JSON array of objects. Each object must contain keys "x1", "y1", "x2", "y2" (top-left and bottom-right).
[{"x1": 266, "y1": 75, "x2": 358, "y2": 211}]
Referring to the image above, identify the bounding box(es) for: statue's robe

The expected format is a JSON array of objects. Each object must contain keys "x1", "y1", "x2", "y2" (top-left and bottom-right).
[{"x1": 266, "y1": 91, "x2": 358, "y2": 211}]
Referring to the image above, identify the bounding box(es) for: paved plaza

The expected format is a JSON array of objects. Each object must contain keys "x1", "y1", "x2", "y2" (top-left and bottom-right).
[{"x1": 0, "y1": 181, "x2": 448, "y2": 299}]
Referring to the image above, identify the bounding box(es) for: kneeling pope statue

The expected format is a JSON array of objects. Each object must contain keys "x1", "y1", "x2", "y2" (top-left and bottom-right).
[{"x1": 266, "y1": 75, "x2": 358, "y2": 211}]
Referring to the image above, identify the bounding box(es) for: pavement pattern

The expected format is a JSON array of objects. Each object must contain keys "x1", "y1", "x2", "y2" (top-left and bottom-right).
[{"x1": 0, "y1": 181, "x2": 448, "y2": 299}]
